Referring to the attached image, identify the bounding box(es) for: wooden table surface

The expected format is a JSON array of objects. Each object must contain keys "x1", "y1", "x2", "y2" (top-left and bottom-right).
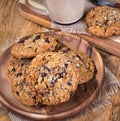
[{"x1": 0, "y1": 0, "x2": 120, "y2": 121}]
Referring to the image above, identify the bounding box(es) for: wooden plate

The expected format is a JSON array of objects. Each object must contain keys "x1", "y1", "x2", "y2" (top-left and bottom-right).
[{"x1": 0, "y1": 32, "x2": 104, "y2": 121}]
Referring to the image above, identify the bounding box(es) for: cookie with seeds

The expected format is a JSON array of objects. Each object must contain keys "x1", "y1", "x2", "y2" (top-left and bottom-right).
[
  {"x1": 57, "y1": 46, "x2": 95, "y2": 84},
  {"x1": 7, "y1": 56, "x2": 36, "y2": 106},
  {"x1": 75, "y1": 51, "x2": 95, "y2": 84},
  {"x1": 11, "y1": 33, "x2": 60, "y2": 59},
  {"x1": 86, "y1": 6, "x2": 120, "y2": 38},
  {"x1": 26, "y1": 52, "x2": 79, "y2": 105}
]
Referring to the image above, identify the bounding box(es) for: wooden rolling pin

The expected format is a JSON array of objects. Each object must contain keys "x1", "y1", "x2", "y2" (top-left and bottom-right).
[{"x1": 75, "y1": 34, "x2": 120, "y2": 57}]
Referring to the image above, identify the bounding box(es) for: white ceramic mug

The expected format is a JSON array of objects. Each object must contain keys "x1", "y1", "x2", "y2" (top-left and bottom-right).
[{"x1": 28, "y1": 0, "x2": 86, "y2": 24}]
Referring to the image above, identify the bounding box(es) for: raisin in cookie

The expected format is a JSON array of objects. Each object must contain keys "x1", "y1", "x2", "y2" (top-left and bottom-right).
[
  {"x1": 75, "y1": 51, "x2": 95, "y2": 84},
  {"x1": 7, "y1": 56, "x2": 36, "y2": 106},
  {"x1": 26, "y1": 52, "x2": 79, "y2": 105},
  {"x1": 86, "y1": 6, "x2": 120, "y2": 38},
  {"x1": 57, "y1": 46, "x2": 95, "y2": 84},
  {"x1": 68, "y1": 50, "x2": 95, "y2": 84},
  {"x1": 11, "y1": 33, "x2": 60, "y2": 59}
]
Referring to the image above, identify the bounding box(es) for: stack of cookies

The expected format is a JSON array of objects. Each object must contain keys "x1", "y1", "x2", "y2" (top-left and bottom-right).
[
  {"x1": 85, "y1": 6, "x2": 120, "y2": 38},
  {"x1": 7, "y1": 33, "x2": 95, "y2": 106}
]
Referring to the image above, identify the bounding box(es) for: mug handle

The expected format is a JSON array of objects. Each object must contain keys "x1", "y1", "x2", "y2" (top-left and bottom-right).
[
  {"x1": 18, "y1": 0, "x2": 52, "y2": 28},
  {"x1": 27, "y1": 0, "x2": 48, "y2": 15}
]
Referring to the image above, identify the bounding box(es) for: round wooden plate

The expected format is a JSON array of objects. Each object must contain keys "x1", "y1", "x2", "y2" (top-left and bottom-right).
[{"x1": 0, "y1": 32, "x2": 104, "y2": 121}]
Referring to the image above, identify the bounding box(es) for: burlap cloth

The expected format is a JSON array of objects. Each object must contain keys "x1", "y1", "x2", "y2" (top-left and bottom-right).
[{"x1": 0, "y1": 0, "x2": 120, "y2": 121}]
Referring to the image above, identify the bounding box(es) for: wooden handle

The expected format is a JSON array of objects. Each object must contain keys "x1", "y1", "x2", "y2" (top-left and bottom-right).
[
  {"x1": 18, "y1": 0, "x2": 52, "y2": 28},
  {"x1": 75, "y1": 34, "x2": 120, "y2": 57}
]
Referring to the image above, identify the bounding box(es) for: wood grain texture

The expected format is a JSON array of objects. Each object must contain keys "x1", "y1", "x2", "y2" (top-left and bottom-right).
[
  {"x1": 75, "y1": 34, "x2": 120, "y2": 57},
  {"x1": 0, "y1": 0, "x2": 120, "y2": 121}
]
